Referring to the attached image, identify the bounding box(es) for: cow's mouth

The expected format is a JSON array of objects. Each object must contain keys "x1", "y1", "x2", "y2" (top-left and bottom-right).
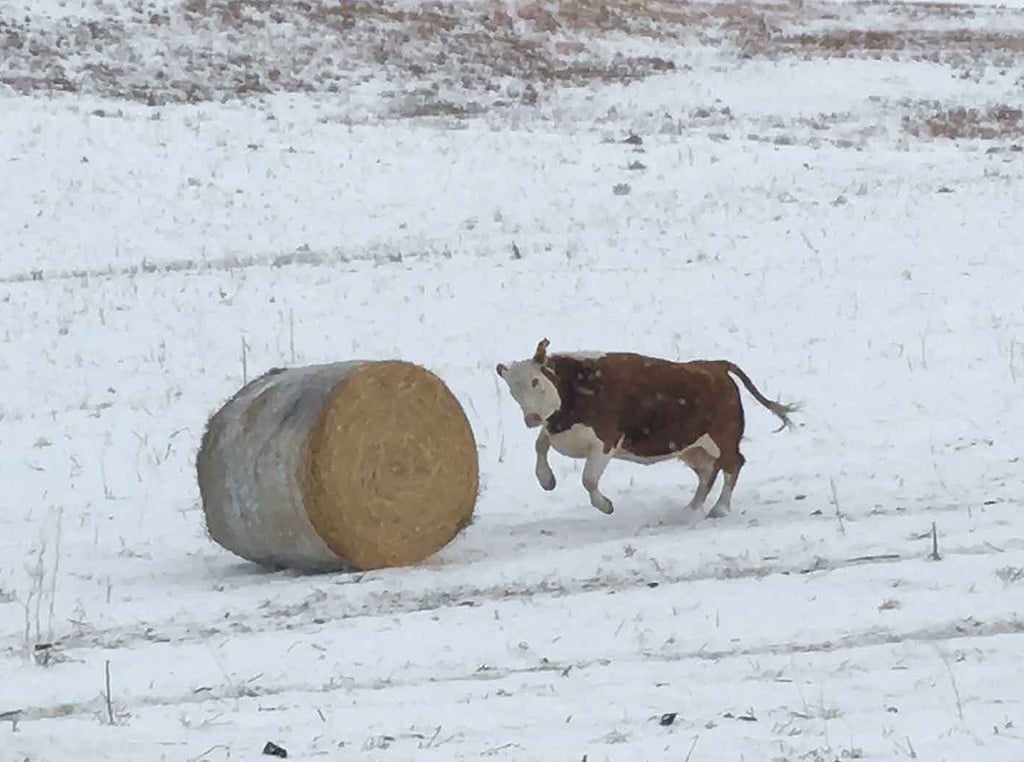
[{"x1": 524, "y1": 413, "x2": 543, "y2": 428}]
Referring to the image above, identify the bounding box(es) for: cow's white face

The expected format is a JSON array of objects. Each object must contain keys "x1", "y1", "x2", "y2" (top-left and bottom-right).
[{"x1": 496, "y1": 360, "x2": 561, "y2": 428}]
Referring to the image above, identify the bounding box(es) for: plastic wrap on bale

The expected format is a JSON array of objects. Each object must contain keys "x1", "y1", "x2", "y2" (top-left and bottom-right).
[{"x1": 196, "y1": 360, "x2": 479, "y2": 573}]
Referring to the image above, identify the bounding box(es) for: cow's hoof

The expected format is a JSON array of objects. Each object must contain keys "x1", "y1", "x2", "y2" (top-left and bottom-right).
[
  {"x1": 594, "y1": 500, "x2": 614, "y2": 515},
  {"x1": 706, "y1": 504, "x2": 729, "y2": 519},
  {"x1": 539, "y1": 476, "x2": 556, "y2": 491}
]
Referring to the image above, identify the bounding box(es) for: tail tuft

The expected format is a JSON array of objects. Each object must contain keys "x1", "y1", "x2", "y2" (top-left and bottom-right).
[
  {"x1": 766, "y1": 400, "x2": 802, "y2": 433},
  {"x1": 723, "y1": 361, "x2": 802, "y2": 433}
]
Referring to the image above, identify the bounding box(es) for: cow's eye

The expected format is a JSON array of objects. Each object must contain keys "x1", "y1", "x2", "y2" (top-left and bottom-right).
[{"x1": 531, "y1": 378, "x2": 539, "y2": 388}]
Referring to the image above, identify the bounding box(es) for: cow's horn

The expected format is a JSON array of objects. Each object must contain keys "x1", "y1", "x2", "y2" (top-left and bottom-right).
[{"x1": 533, "y1": 338, "x2": 550, "y2": 363}]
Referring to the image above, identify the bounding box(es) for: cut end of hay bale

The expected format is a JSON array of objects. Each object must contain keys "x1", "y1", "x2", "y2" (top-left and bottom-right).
[{"x1": 301, "y1": 360, "x2": 479, "y2": 571}]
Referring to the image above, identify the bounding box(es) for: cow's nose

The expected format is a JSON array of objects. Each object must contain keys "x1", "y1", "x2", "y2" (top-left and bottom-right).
[{"x1": 525, "y1": 413, "x2": 543, "y2": 428}]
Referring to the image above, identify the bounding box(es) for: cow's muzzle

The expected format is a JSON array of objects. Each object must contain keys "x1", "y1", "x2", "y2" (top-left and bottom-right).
[{"x1": 524, "y1": 413, "x2": 543, "y2": 428}]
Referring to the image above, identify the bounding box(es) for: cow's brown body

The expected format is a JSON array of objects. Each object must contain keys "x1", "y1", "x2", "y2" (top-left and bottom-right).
[
  {"x1": 497, "y1": 340, "x2": 798, "y2": 517},
  {"x1": 544, "y1": 354, "x2": 745, "y2": 464}
]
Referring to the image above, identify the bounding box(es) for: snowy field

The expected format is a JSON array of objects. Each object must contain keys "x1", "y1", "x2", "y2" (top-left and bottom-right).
[{"x1": 2, "y1": 0, "x2": 1024, "y2": 760}]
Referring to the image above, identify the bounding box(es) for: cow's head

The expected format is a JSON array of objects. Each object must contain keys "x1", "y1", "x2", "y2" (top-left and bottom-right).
[{"x1": 496, "y1": 338, "x2": 561, "y2": 429}]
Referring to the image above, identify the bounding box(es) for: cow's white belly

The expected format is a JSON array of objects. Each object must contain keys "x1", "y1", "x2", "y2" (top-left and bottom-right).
[
  {"x1": 547, "y1": 426, "x2": 721, "y2": 465},
  {"x1": 614, "y1": 450, "x2": 679, "y2": 465},
  {"x1": 547, "y1": 424, "x2": 603, "y2": 458},
  {"x1": 615, "y1": 433, "x2": 722, "y2": 465}
]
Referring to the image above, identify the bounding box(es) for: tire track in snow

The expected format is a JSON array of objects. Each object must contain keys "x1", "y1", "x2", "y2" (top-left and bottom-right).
[
  {"x1": 0, "y1": 248, "x2": 715, "y2": 286},
  {"x1": 0, "y1": 248, "x2": 444, "y2": 285},
  {"x1": 8, "y1": 543, "x2": 991, "y2": 655},
  {"x1": 7, "y1": 615, "x2": 1024, "y2": 726}
]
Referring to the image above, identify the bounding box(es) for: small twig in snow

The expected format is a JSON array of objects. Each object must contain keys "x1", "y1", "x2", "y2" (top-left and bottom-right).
[
  {"x1": 928, "y1": 437, "x2": 951, "y2": 497},
  {"x1": 419, "y1": 726, "x2": 443, "y2": 749},
  {"x1": 289, "y1": 308, "x2": 295, "y2": 364},
  {"x1": 482, "y1": 743, "x2": 521, "y2": 755},
  {"x1": 20, "y1": 593, "x2": 34, "y2": 657},
  {"x1": 789, "y1": 657, "x2": 810, "y2": 716},
  {"x1": 104, "y1": 660, "x2": 115, "y2": 725},
  {"x1": 683, "y1": 734, "x2": 700, "y2": 762},
  {"x1": 847, "y1": 554, "x2": 901, "y2": 564},
  {"x1": 929, "y1": 522, "x2": 942, "y2": 561},
  {"x1": 188, "y1": 744, "x2": 230, "y2": 762},
  {"x1": 937, "y1": 648, "x2": 965, "y2": 722},
  {"x1": 101, "y1": 453, "x2": 114, "y2": 499},
  {"x1": 905, "y1": 735, "x2": 917, "y2": 759},
  {"x1": 47, "y1": 507, "x2": 63, "y2": 641},
  {"x1": 830, "y1": 478, "x2": 846, "y2": 536}
]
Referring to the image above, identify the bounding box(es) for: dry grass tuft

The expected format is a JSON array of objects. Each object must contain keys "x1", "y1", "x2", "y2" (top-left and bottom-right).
[
  {"x1": 996, "y1": 566, "x2": 1024, "y2": 585},
  {"x1": 774, "y1": 29, "x2": 1024, "y2": 60}
]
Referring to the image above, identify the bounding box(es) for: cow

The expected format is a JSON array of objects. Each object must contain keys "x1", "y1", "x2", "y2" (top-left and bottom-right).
[{"x1": 496, "y1": 338, "x2": 799, "y2": 518}]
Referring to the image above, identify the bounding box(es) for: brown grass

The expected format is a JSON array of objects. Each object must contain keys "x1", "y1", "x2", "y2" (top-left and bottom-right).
[
  {"x1": 774, "y1": 29, "x2": 1024, "y2": 60},
  {"x1": 0, "y1": 0, "x2": 697, "y2": 107},
  {"x1": 3, "y1": 0, "x2": 1024, "y2": 115},
  {"x1": 904, "y1": 102, "x2": 1024, "y2": 140}
]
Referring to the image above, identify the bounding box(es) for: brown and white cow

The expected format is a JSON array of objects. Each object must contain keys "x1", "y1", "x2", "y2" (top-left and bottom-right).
[{"x1": 496, "y1": 339, "x2": 799, "y2": 518}]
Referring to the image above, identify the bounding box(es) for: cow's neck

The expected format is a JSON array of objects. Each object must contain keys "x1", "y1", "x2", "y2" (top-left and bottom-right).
[{"x1": 543, "y1": 356, "x2": 581, "y2": 434}]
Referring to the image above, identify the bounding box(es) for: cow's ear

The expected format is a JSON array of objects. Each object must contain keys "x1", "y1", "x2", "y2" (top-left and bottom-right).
[
  {"x1": 533, "y1": 338, "x2": 550, "y2": 364},
  {"x1": 496, "y1": 363, "x2": 508, "y2": 378}
]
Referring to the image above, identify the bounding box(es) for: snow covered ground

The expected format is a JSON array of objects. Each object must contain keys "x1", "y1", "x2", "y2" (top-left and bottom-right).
[{"x1": 2, "y1": 0, "x2": 1024, "y2": 760}]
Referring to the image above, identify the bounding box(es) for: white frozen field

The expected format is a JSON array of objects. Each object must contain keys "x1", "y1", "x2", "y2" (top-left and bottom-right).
[{"x1": 2, "y1": 0, "x2": 1024, "y2": 759}]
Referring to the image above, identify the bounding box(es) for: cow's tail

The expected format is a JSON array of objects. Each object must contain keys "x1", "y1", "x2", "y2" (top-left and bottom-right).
[{"x1": 722, "y1": 361, "x2": 801, "y2": 433}]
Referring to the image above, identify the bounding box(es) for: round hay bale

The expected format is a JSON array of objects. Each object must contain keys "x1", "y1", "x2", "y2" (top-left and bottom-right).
[{"x1": 196, "y1": 360, "x2": 478, "y2": 572}]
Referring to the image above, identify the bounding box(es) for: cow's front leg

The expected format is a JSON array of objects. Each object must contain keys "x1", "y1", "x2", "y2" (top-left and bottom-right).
[
  {"x1": 582, "y1": 448, "x2": 614, "y2": 514},
  {"x1": 534, "y1": 430, "x2": 556, "y2": 491}
]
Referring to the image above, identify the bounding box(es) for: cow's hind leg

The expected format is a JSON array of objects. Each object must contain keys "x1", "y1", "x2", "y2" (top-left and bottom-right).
[
  {"x1": 707, "y1": 451, "x2": 745, "y2": 519},
  {"x1": 582, "y1": 449, "x2": 615, "y2": 515},
  {"x1": 679, "y1": 447, "x2": 719, "y2": 511},
  {"x1": 706, "y1": 393, "x2": 745, "y2": 518}
]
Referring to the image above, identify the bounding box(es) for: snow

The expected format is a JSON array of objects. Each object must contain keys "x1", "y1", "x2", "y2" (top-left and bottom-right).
[{"x1": 2, "y1": 0, "x2": 1024, "y2": 759}]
